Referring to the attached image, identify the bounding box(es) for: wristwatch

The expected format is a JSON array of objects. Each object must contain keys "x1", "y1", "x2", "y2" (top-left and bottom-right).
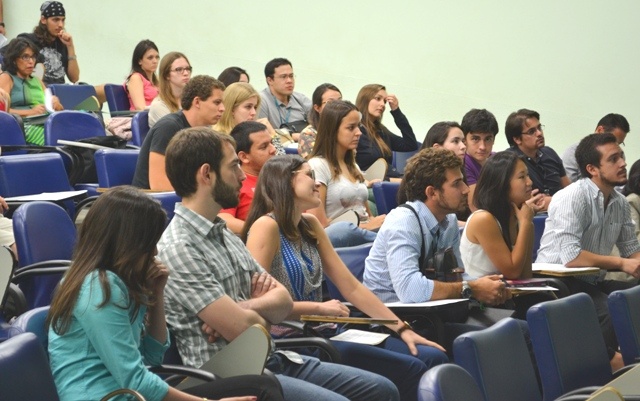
[{"x1": 461, "y1": 280, "x2": 472, "y2": 299}]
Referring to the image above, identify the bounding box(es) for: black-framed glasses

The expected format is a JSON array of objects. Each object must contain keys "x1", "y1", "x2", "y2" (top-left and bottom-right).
[
  {"x1": 171, "y1": 66, "x2": 193, "y2": 74},
  {"x1": 523, "y1": 124, "x2": 544, "y2": 136},
  {"x1": 293, "y1": 169, "x2": 315, "y2": 181},
  {"x1": 19, "y1": 54, "x2": 36, "y2": 62}
]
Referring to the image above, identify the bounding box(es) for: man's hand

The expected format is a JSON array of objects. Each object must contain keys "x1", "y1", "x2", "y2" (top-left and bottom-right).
[
  {"x1": 251, "y1": 272, "x2": 276, "y2": 298},
  {"x1": 619, "y1": 258, "x2": 640, "y2": 278},
  {"x1": 468, "y1": 275, "x2": 511, "y2": 305},
  {"x1": 58, "y1": 30, "x2": 74, "y2": 48},
  {"x1": 201, "y1": 322, "x2": 221, "y2": 343}
]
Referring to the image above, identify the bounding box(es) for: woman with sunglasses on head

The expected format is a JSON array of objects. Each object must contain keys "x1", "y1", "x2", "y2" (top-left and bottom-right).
[
  {"x1": 0, "y1": 37, "x2": 63, "y2": 145},
  {"x1": 354, "y1": 84, "x2": 418, "y2": 180},
  {"x1": 306, "y1": 100, "x2": 384, "y2": 247},
  {"x1": 47, "y1": 186, "x2": 284, "y2": 401},
  {"x1": 126, "y1": 39, "x2": 159, "y2": 111},
  {"x1": 243, "y1": 155, "x2": 448, "y2": 401},
  {"x1": 297, "y1": 83, "x2": 342, "y2": 158},
  {"x1": 148, "y1": 51, "x2": 192, "y2": 128}
]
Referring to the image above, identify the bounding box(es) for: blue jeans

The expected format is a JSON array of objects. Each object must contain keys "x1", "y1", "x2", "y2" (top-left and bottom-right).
[
  {"x1": 332, "y1": 337, "x2": 448, "y2": 401},
  {"x1": 325, "y1": 221, "x2": 377, "y2": 248},
  {"x1": 267, "y1": 353, "x2": 399, "y2": 401}
]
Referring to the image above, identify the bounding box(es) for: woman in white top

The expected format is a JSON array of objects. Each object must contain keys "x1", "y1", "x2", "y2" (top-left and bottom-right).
[
  {"x1": 148, "y1": 52, "x2": 192, "y2": 127},
  {"x1": 307, "y1": 100, "x2": 384, "y2": 247}
]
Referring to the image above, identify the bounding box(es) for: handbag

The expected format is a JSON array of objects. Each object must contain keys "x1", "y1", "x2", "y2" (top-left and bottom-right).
[{"x1": 399, "y1": 204, "x2": 464, "y2": 282}]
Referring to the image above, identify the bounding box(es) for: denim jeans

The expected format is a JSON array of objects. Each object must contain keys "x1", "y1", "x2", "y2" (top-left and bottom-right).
[{"x1": 325, "y1": 221, "x2": 377, "y2": 248}]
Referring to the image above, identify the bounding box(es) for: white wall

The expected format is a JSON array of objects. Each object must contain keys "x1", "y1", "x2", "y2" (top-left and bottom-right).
[{"x1": 5, "y1": 0, "x2": 640, "y2": 158}]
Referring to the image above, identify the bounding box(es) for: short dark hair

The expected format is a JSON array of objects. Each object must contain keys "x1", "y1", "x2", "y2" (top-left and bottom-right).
[
  {"x1": 264, "y1": 57, "x2": 292, "y2": 79},
  {"x1": 217, "y1": 66, "x2": 249, "y2": 87},
  {"x1": 575, "y1": 133, "x2": 618, "y2": 179},
  {"x1": 180, "y1": 75, "x2": 225, "y2": 110},
  {"x1": 460, "y1": 108, "x2": 499, "y2": 136},
  {"x1": 597, "y1": 113, "x2": 630, "y2": 133},
  {"x1": 401, "y1": 148, "x2": 463, "y2": 203},
  {"x1": 2, "y1": 37, "x2": 40, "y2": 75},
  {"x1": 423, "y1": 121, "x2": 463, "y2": 149},
  {"x1": 230, "y1": 121, "x2": 268, "y2": 156},
  {"x1": 504, "y1": 108, "x2": 540, "y2": 147},
  {"x1": 165, "y1": 127, "x2": 236, "y2": 197}
]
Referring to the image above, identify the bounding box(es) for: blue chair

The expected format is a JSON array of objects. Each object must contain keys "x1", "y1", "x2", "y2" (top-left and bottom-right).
[
  {"x1": 0, "y1": 111, "x2": 26, "y2": 153},
  {"x1": 392, "y1": 142, "x2": 421, "y2": 175},
  {"x1": 418, "y1": 363, "x2": 483, "y2": 401},
  {"x1": 9, "y1": 306, "x2": 49, "y2": 350},
  {"x1": 12, "y1": 202, "x2": 75, "y2": 310},
  {"x1": 44, "y1": 110, "x2": 105, "y2": 146},
  {"x1": 325, "y1": 242, "x2": 373, "y2": 301},
  {"x1": 94, "y1": 148, "x2": 139, "y2": 187},
  {"x1": 532, "y1": 213, "x2": 547, "y2": 260},
  {"x1": 527, "y1": 293, "x2": 620, "y2": 401},
  {"x1": 372, "y1": 181, "x2": 400, "y2": 215},
  {"x1": 284, "y1": 146, "x2": 298, "y2": 155},
  {"x1": 608, "y1": 286, "x2": 640, "y2": 365},
  {"x1": 454, "y1": 317, "x2": 541, "y2": 401},
  {"x1": 104, "y1": 83, "x2": 132, "y2": 116},
  {"x1": 0, "y1": 153, "x2": 76, "y2": 216},
  {"x1": 131, "y1": 109, "x2": 150, "y2": 146},
  {"x1": 149, "y1": 192, "x2": 181, "y2": 224},
  {"x1": 49, "y1": 84, "x2": 98, "y2": 110}
]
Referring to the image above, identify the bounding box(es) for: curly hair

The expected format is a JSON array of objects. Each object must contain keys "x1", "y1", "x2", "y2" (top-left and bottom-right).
[
  {"x1": 402, "y1": 148, "x2": 463, "y2": 203},
  {"x1": 2, "y1": 37, "x2": 39, "y2": 75}
]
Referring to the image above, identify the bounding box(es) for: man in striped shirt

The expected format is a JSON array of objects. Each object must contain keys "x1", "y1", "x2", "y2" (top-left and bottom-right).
[{"x1": 536, "y1": 132, "x2": 640, "y2": 369}]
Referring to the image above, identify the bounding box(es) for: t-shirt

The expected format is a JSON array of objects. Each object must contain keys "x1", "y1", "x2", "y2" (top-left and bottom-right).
[
  {"x1": 17, "y1": 33, "x2": 69, "y2": 85},
  {"x1": 132, "y1": 111, "x2": 190, "y2": 189},
  {"x1": 219, "y1": 173, "x2": 258, "y2": 220}
]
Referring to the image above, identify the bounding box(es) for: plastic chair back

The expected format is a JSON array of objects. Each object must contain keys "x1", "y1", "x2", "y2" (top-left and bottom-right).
[
  {"x1": 9, "y1": 306, "x2": 50, "y2": 351},
  {"x1": 49, "y1": 84, "x2": 98, "y2": 110},
  {"x1": 532, "y1": 213, "x2": 547, "y2": 260},
  {"x1": 325, "y1": 242, "x2": 373, "y2": 301},
  {"x1": 392, "y1": 142, "x2": 421, "y2": 175},
  {"x1": 95, "y1": 148, "x2": 139, "y2": 187},
  {"x1": 0, "y1": 333, "x2": 60, "y2": 401},
  {"x1": 131, "y1": 110, "x2": 150, "y2": 146},
  {"x1": 0, "y1": 111, "x2": 27, "y2": 153},
  {"x1": 608, "y1": 286, "x2": 640, "y2": 365},
  {"x1": 418, "y1": 363, "x2": 484, "y2": 401},
  {"x1": 454, "y1": 317, "x2": 542, "y2": 401},
  {"x1": 44, "y1": 110, "x2": 105, "y2": 146},
  {"x1": 104, "y1": 83, "x2": 130, "y2": 115},
  {"x1": 149, "y1": 192, "x2": 181, "y2": 224},
  {"x1": 527, "y1": 293, "x2": 612, "y2": 401},
  {"x1": 372, "y1": 181, "x2": 400, "y2": 215}
]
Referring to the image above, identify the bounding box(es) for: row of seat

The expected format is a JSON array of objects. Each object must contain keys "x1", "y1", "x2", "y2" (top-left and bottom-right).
[{"x1": 419, "y1": 289, "x2": 640, "y2": 401}]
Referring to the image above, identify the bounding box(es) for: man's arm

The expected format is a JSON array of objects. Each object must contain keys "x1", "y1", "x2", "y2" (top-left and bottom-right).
[
  {"x1": 59, "y1": 32, "x2": 79, "y2": 83},
  {"x1": 198, "y1": 295, "x2": 269, "y2": 342},
  {"x1": 236, "y1": 276, "x2": 293, "y2": 324},
  {"x1": 148, "y1": 152, "x2": 174, "y2": 191}
]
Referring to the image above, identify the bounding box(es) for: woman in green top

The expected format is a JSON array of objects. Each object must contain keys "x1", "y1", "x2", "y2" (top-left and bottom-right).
[{"x1": 0, "y1": 37, "x2": 63, "y2": 145}]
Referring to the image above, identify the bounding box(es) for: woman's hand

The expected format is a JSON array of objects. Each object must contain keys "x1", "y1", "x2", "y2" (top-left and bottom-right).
[
  {"x1": 146, "y1": 259, "x2": 169, "y2": 294},
  {"x1": 360, "y1": 214, "x2": 386, "y2": 231},
  {"x1": 318, "y1": 299, "x2": 350, "y2": 317},
  {"x1": 525, "y1": 189, "x2": 545, "y2": 213},
  {"x1": 51, "y1": 95, "x2": 64, "y2": 111},
  {"x1": 512, "y1": 201, "x2": 534, "y2": 224},
  {"x1": 386, "y1": 94, "x2": 399, "y2": 111},
  {"x1": 366, "y1": 178, "x2": 382, "y2": 188},
  {"x1": 30, "y1": 104, "x2": 46, "y2": 115},
  {"x1": 400, "y1": 329, "x2": 446, "y2": 355}
]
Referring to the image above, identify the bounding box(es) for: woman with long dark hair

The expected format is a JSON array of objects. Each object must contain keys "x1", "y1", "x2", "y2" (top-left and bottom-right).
[
  {"x1": 125, "y1": 39, "x2": 159, "y2": 111},
  {"x1": 47, "y1": 186, "x2": 283, "y2": 401},
  {"x1": 297, "y1": 83, "x2": 342, "y2": 158},
  {"x1": 242, "y1": 155, "x2": 448, "y2": 401}
]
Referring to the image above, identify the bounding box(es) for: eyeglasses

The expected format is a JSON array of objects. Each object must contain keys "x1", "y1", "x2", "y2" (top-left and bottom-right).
[
  {"x1": 274, "y1": 73, "x2": 295, "y2": 80},
  {"x1": 171, "y1": 66, "x2": 193, "y2": 74},
  {"x1": 293, "y1": 169, "x2": 315, "y2": 181},
  {"x1": 523, "y1": 124, "x2": 545, "y2": 136},
  {"x1": 19, "y1": 54, "x2": 36, "y2": 62}
]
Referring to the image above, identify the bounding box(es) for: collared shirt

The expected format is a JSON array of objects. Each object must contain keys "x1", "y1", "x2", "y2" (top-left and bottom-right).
[
  {"x1": 508, "y1": 145, "x2": 566, "y2": 195},
  {"x1": 536, "y1": 178, "x2": 640, "y2": 267},
  {"x1": 464, "y1": 153, "x2": 484, "y2": 185},
  {"x1": 561, "y1": 142, "x2": 580, "y2": 182},
  {"x1": 258, "y1": 87, "x2": 311, "y2": 129},
  {"x1": 158, "y1": 203, "x2": 264, "y2": 368},
  {"x1": 363, "y1": 200, "x2": 462, "y2": 303}
]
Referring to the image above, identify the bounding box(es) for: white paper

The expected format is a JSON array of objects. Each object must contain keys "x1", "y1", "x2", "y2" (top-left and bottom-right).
[
  {"x1": 331, "y1": 329, "x2": 390, "y2": 345},
  {"x1": 384, "y1": 299, "x2": 469, "y2": 308},
  {"x1": 532, "y1": 263, "x2": 600, "y2": 274},
  {"x1": 5, "y1": 190, "x2": 87, "y2": 202},
  {"x1": 509, "y1": 286, "x2": 559, "y2": 291}
]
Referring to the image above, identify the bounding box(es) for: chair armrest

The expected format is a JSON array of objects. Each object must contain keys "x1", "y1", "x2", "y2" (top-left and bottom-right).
[
  {"x1": 275, "y1": 337, "x2": 341, "y2": 363},
  {"x1": 612, "y1": 362, "x2": 638, "y2": 377},
  {"x1": 148, "y1": 363, "x2": 218, "y2": 382},
  {"x1": 277, "y1": 320, "x2": 324, "y2": 337},
  {"x1": 12, "y1": 262, "x2": 70, "y2": 283},
  {"x1": 100, "y1": 388, "x2": 146, "y2": 401},
  {"x1": 544, "y1": 278, "x2": 571, "y2": 298},
  {"x1": 1, "y1": 283, "x2": 27, "y2": 320}
]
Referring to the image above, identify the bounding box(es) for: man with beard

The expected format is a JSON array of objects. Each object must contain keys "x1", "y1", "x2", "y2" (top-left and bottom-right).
[
  {"x1": 505, "y1": 108, "x2": 570, "y2": 211},
  {"x1": 132, "y1": 75, "x2": 225, "y2": 190},
  {"x1": 158, "y1": 127, "x2": 400, "y2": 401},
  {"x1": 536, "y1": 133, "x2": 640, "y2": 370}
]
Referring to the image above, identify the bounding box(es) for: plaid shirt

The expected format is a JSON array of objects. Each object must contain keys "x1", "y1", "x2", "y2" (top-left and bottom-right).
[{"x1": 159, "y1": 203, "x2": 264, "y2": 368}]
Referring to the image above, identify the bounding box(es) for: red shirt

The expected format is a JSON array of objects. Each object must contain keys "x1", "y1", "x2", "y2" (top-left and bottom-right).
[{"x1": 219, "y1": 173, "x2": 258, "y2": 220}]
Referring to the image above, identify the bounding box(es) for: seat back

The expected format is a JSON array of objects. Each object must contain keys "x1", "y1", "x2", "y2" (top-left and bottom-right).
[
  {"x1": 527, "y1": 293, "x2": 612, "y2": 401},
  {"x1": 325, "y1": 242, "x2": 373, "y2": 301},
  {"x1": 104, "y1": 83, "x2": 130, "y2": 115},
  {"x1": 532, "y1": 213, "x2": 547, "y2": 260},
  {"x1": 0, "y1": 332, "x2": 60, "y2": 401},
  {"x1": 94, "y1": 148, "x2": 139, "y2": 187},
  {"x1": 454, "y1": 317, "x2": 541, "y2": 401},
  {"x1": 0, "y1": 111, "x2": 27, "y2": 152},
  {"x1": 392, "y1": 143, "x2": 421, "y2": 175},
  {"x1": 44, "y1": 110, "x2": 105, "y2": 146},
  {"x1": 372, "y1": 181, "x2": 400, "y2": 215},
  {"x1": 9, "y1": 306, "x2": 50, "y2": 351},
  {"x1": 12, "y1": 202, "x2": 76, "y2": 309},
  {"x1": 131, "y1": 110, "x2": 150, "y2": 146},
  {"x1": 418, "y1": 363, "x2": 484, "y2": 401},
  {"x1": 49, "y1": 84, "x2": 98, "y2": 110},
  {"x1": 149, "y1": 192, "x2": 181, "y2": 224},
  {"x1": 608, "y1": 286, "x2": 640, "y2": 365},
  {"x1": 0, "y1": 246, "x2": 15, "y2": 308}
]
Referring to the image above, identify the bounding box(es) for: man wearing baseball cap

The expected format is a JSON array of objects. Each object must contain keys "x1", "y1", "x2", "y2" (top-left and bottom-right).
[{"x1": 18, "y1": 1, "x2": 79, "y2": 84}]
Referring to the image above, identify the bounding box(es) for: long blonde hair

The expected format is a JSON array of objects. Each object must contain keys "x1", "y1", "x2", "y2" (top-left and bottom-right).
[{"x1": 214, "y1": 82, "x2": 261, "y2": 134}]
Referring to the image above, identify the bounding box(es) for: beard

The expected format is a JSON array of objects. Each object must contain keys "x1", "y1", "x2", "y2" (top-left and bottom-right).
[
  {"x1": 601, "y1": 174, "x2": 627, "y2": 188},
  {"x1": 213, "y1": 178, "x2": 240, "y2": 209}
]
